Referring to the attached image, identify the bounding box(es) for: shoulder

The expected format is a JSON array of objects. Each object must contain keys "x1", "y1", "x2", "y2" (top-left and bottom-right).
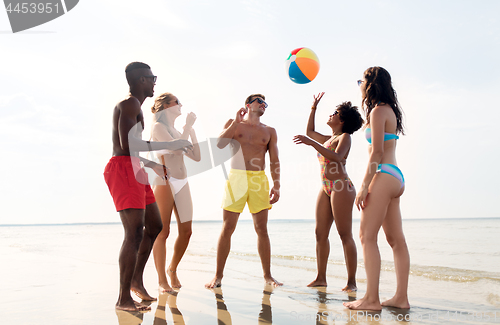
[
  {"x1": 338, "y1": 133, "x2": 351, "y2": 143},
  {"x1": 370, "y1": 104, "x2": 393, "y2": 122},
  {"x1": 262, "y1": 123, "x2": 275, "y2": 132},
  {"x1": 372, "y1": 104, "x2": 392, "y2": 116},
  {"x1": 263, "y1": 124, "x2": 277, "y2": 134},
  {"x1": 117, "y1": 96, "x2": 141, "y2": 113}
]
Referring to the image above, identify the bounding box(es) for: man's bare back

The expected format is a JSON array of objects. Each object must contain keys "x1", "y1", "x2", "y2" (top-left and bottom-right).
[{"x1": 112, "y1": 96, "x2": 145, "y2": 156}]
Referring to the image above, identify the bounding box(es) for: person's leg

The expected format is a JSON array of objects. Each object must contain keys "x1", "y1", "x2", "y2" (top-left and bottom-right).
[
  {"x1": 152, "y1": 183, "x2": 175, "y2": 292},
  {"x1": 131, "y1": 201, "x2": 163, "y2": 301},
  {"x1": 307, "y1": 189, "x2": 334, "y2": 287},
  {"x1": 205, "y1": 210, "x2": 240, "y2": 288},
  {"x1": 117, "y1": 208, "x2": 149, "y2": 311},
  {"x1": 343, "y1": 174, "x2": 401, "y2": 310},
  {"x1": 168, "y1": 183, "x2": 193, "y2": 288},
  {"x1": 381, "y1": 194, "x2": 410, "y2": 309},
  {"x1": 252, "y1": 209, "x2": 282, "y2": 286},
  {"x1": 331, "y1": 181, "x2": 357, "y2": 292}
]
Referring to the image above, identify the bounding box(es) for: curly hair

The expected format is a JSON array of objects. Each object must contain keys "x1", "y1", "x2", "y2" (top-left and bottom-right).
[
  {"x1": 362, "y1": 67, "x2": 404, "y2": 135},
  {"x1": 336, "y1": 102, "x2": 364, "y2": 134}
]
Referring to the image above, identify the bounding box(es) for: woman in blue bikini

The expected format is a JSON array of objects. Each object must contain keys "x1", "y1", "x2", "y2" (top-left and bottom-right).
[
  {"x1": 150, "y1": 93, "x2": 201, "y2": 292},
  {"x1": 294, "y1": 92, "x2": 363, "y2": 291},
  {"x1": 344, "y1": 67, "x2": 410, "y2": 310}
]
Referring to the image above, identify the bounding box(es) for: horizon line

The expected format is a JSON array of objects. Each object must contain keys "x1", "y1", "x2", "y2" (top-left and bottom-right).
[{"x1": 1, "y1": 216, "x2": 499, "y2": 227}]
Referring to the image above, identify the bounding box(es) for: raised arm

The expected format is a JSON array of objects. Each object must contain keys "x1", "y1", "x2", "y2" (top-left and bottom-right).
[
  {"x1": 268, "y1": 127, "x2": 280, "y2": 204},
  {"x1": 182, "y1": 113, "x2": 201, "y2": 162},
  {"x1": 293, "y1": 133, "x2": 350, "y2": 163},
  {"x1": 306, "y1": 92, "x2": 330, "y2": 144}
]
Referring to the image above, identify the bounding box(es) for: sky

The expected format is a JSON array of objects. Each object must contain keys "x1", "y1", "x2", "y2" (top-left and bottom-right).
[{"x1": 1, "y1": 0, "x2": 499, "y2": 225}]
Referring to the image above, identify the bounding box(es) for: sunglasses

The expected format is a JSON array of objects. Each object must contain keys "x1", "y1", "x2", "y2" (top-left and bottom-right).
[
  {"x1": 249, "y1": 97, "x2": 268, "y2": 108},
  {"x1": 357, "y1": 79, "x2": 364, "y2": 86},
  {"x1": 144, "y1": 75, "x2": 157, "y2": 83},
  {"x1": 332, "y1": 111, "x2": 339, "y2": 116}
]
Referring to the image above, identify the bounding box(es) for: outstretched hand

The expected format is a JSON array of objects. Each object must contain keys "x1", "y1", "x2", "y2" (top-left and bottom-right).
[
  {"x1": 311, "y1": 92, "x2": 325, "y2": 109},
  {"x1": 293, "y1": 135, "x2": 315, "y2": 146}
]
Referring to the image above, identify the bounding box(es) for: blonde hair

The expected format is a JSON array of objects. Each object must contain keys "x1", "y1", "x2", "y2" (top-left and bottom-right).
[{"x1": 151, "y1": 92, "x2": 179, "y2": 139}]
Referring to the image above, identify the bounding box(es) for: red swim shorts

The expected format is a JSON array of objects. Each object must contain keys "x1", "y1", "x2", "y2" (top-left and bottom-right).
[{"x1": 104, "y1": 156, "x2": 156, "y2": 211}]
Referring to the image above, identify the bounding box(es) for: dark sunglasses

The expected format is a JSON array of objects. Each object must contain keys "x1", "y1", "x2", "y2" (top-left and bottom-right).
[
  {"x1": 357, "y1": 79, "x2": 364, "y2": 86},
  {"x1": 249, "y1": 97, "x2": 268, "y2": 108},
  {"x1": 143, "y1": 75, "x2": 157, "y2": 83}
]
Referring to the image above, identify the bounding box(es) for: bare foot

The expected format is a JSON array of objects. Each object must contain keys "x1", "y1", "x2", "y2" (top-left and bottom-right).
[
  {"x1": 115, "y1": 299, "x2": 151, "y2": 312},
  {"x1": 264, "y1": 275, "x2": 283, "y2": 287},
  {"x1": 131, "y1": 285, "x2": 157, "y2": 302},
  {"x1": 205, "y1": 276, "x2": 222, "y2": 288},
  {"x1": 307, "y1": 279, "x2": 327, "y2": 287},
  {"x1": 342, "y1": 283, "x2": 357, "y2": 292},
  {"x1": 381, "y1": 296, "x2": 410, "y2": 309},
  {"x1": 159, "y1": 282, "x2": 174, "y2": 293},
  {"x1": 343, "y1": 298, "x2": 382, "y2": 311},
  {"x1": 167, "y1": 267, "x2": 182, "y2": 288}
]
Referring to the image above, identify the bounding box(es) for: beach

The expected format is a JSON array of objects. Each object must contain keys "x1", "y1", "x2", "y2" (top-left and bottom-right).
[{"x1": 1, "y1": 218, "x2": 499, "y2": 324}]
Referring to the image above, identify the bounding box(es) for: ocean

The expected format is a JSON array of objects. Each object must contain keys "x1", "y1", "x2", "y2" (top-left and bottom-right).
[{"x1": 1, "y1": 218, "x2": 499, "y2": 324}]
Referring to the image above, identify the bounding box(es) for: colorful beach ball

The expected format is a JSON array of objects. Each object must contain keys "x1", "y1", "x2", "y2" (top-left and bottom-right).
[{"x1": 286, "y1": 47, "x2": 320, "y2": 84}]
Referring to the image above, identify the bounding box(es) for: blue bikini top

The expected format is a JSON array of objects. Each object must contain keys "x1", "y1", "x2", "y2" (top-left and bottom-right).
[{"x1": 365, "y1": 128, "x2": 399, "y2": 144}]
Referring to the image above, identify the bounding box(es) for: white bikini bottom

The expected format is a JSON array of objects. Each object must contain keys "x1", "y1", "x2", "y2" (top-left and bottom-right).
[{"x1": 169, "y1": 177, "x2": 188, "y2": 195}]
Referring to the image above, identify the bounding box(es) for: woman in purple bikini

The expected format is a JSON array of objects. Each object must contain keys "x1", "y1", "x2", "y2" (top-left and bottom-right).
[{"x1": 294, "y1": 92, "x2": 363, "y2": 291}]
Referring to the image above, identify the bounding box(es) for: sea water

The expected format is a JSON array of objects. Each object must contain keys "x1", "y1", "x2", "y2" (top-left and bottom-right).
[{"x1": 1, "y1": 218, "x2": 499, "y2": 324}]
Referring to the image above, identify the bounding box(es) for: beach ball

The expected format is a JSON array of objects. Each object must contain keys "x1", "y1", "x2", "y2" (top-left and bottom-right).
[{"x1": 286, "y1": 47, "x2": 320, "y2": 84}]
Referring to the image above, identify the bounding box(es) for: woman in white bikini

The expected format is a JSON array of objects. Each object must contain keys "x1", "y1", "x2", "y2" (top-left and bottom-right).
[{"x1": 150, "y1": 92, "x2": 201, "y2": 292}]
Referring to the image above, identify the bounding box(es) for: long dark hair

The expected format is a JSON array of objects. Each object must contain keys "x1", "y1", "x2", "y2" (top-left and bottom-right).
[{"x1": 362, "y1": 67, "x2": 404, "y2": 135}]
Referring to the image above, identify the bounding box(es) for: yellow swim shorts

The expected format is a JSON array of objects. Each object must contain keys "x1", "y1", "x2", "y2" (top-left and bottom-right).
[{"x1": 221, "y1": 169, "x2": 272, "y2": 214}]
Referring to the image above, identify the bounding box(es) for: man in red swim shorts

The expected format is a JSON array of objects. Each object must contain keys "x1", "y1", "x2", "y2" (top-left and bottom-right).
[{"x1": 104, "y1": 62, "x2": 192, "y2": 312}]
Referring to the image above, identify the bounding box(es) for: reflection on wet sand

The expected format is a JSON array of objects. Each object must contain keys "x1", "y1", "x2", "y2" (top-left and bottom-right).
[
  {"x1": 116, "y1": 308, "x2": 144, "y2": 325},
  {"x1": 154, "y1": 291, "x2": 185, "y2": 325},
  {"x1": 115, "y1": 292, "x2": 185, "y2": 325},
  {"x1": 210, "y1": 287, "x2": 232, "y2": 325},
  {"x1": 312, "y1": 287, "x2": 358, "y2": 325},
  {"x1": 209, "y1": 285, "x2": 275, "y2": 324},
  {"x1": 258, "y1": 286, "x2": 274, "y2": 324}
]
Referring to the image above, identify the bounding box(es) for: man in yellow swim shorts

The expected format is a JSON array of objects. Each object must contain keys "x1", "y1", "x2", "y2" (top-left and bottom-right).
[{"x1": 205, "y1": 94, "x2": 282, "y2": 288}]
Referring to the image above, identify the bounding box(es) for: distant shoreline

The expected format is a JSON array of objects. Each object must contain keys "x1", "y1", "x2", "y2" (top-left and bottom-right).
[{"x1": 1, "y1": 216, "x2": 499, "y2": 227}]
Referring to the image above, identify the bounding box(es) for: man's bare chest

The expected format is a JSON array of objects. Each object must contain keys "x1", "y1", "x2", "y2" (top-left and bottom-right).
[{"x1": 234, "y1": 125, "x2": 270, "y2": 147}]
